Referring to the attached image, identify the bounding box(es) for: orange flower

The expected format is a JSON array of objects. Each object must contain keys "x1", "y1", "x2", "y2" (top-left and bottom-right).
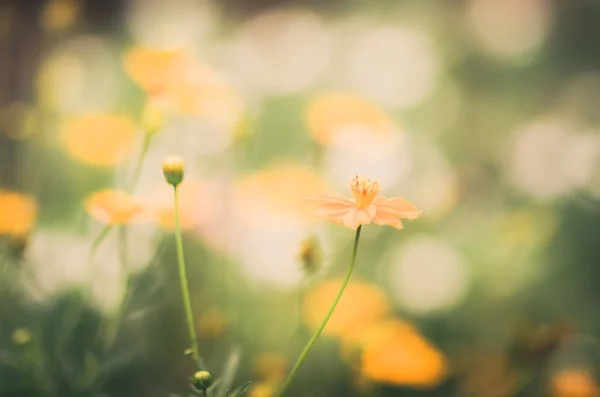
[
  {"x1": 306, "y1": 92, "x2": 394, "y2": 145},
  {"x1": 236, "y1": 164, "x2": 331, "y2": 222},
  {"x1": 552, "y1": 369, "x2": 600, "y2": 397},
  {"x1": 358, "y1": 320, "x2": 447, "y2": 388},
  {"x1": 303, "y1": 175, "x2": 422, "y2": 230},
  {"x1": 84, "y1": 190, "x2": 146, "y2": 224},
  {"x1": 303, "y1": 278, "x2": 391, "y2": 338},
  {"x1": 123, "y1": 47, "x2": 186, "y2": 96},
  {"x1": 0, "y1": 191, "x2": 37, "y2": 236},
  {"x1": 60, "y1": 113, "x2": 136, "y2": 167}
]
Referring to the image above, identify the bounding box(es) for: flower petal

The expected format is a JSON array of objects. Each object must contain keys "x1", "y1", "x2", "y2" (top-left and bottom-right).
[
  {"x1": 372, "y1": 214, "x2": 404, "y2": 229},
  {"x1": 374, "y1": 197, "x2": 423, "y2": 220},
  {"x1": 303, "y1": 195, "x2": 355, "y2": 207},
  {"x1": 341, "y1": 205, "x2": 376, "y2": 229}
]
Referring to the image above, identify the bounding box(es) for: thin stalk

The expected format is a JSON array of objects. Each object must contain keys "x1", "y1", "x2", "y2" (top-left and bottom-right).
[
  {"x1": 126, "y1": 133, "x2": 153, "y2": 193},
  {"x1": 277, "y1": 226, "x2": 363, "y2": 396},
  {"x1": 173, "y1": 185, "x2": 200, "y2": 366}
]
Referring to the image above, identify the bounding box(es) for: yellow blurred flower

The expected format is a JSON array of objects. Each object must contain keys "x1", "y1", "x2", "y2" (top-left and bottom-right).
[
  {"x1": 306, "y1": 92, "x2": 394, "y2": 145},
  {"x1": 235, "y1": 163, "x2": 331, "y2": 223},
  {"x1": 248, "y1": 383, "x2": 276, "y2": 397},
  {"x1": 253, "y1": 353, "x2": 289, "y2": 383},
  {"x1": 303, "y1": 278, "x2": 391, "y2": 338},
  {"x1": 84, "y1": 190, "x2": 147, "y2": 225},
  {"x1": 60, "y1": 113, "x2": 136, "y2": 167},
  {"x1": 123, "y1": 47, "x2": 186, "y2": 96},
  {"x1": 124, "y1": 46, "x2": 243, "y2": 128},
  {"x1": 552, "y1": 369, "x2": 600, "y2": 397},
  {"x1": 0, "y1": 191, "x2": 37, "y2": 236},
  {"x1": 12, "y1": 328, "x2": 32, "y2": 345},
  {"x1": 357, "y1": 320, "x2": 447, "y2": 388},
  {"x1": 41, "y1": 0, "x2": 80, "y2": 32},
  {"x1": 197, "y1": 307, "x2": 228, "y2": 338}
]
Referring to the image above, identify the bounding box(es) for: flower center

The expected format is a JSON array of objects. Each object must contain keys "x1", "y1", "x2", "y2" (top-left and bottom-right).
[{"x1": 349, "y1": 175, "x2": 381, "y2": 208}]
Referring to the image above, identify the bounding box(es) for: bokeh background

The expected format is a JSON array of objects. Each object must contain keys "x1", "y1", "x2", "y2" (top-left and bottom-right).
[{"x1": 2, "y1": 0, "x2": 600, "y2": 396}]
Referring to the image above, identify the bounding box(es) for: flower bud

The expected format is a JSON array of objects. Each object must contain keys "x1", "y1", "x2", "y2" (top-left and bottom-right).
[
  {"x1": 162, "y1": 156, "x2": 185, "y2": 186},
  {"x1": 192, "y1": 370, "x2": 214, "y2": 390},
  {"x1": 298, "y1": 236, "x2": 323, "y2": 276}
]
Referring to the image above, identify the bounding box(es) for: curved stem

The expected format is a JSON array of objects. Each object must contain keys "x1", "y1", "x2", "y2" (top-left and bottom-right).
[
  {"x1": 173, "y1": 186, "x2": 200, "y2": 366},
  {"x1": 277, "y1": 226, "x2": 362, "y2": 396}
]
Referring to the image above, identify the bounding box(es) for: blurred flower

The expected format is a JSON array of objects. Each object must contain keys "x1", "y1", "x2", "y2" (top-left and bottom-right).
[
  {"x1": 298, "y1": 236, "x2": 324, "y2": 276},
  {"x1": 357, "y1": 320, "x2": 447, "y2": 388},
  {"x1": 303, "y1": 278, "x2": 390, "y2": 338},
  {"x1": 510, "y1": 118, "x2": 600, "y2": 199},
  {"x1": 60, "y1": 113, "x2": 136, "y2": 167},
  {"x1": 84, "y1": 190, "x2": 147, "y2": 225},
  {"x1": 153, "y1": 179, "x2": 211, "y2": 230},
  {"x1": 248, "y1": 383, "x2": 276, "y2": 397},
  {"x1": 467, "y1": 0, "x2": 552, "y2": 63},
  {"x1": 124, "y1": 46, "x2": 244, "y2": 128},
  {"x1": 197, "y1": 307, "x2": 228, "y2": 338},
  {"x1": 21, "y1": 231, "x2": 129, "y2": 313},
  {"x1": 306, "y1": 92, "x2": 394, "y2": 146},
  {"x1": 325, "y1": 125, "x2": 412, "y2": 190},
  {"x1": 12, "y1": 328, "x2": 32, "y2": 345},
  {"x1": 304, "y1": 175, "x2": 422, "y2": 229},
  {"x1": 389, "y1": 236, "x2": 469, "y2": 314},
  {"x1": 235, "y1": 163, "x2": 331, "y2": 223},
  {"x1": 124, "y1": 46, "x2": 186, "y2": 96},
  {"x1": 41, "y1": 0, "x2": 80, "y2": 32},
  {"x1": 551, "y1": 369, "x2": 600, "y2": 397},
  {"x1": 253, "y1": 353, "x2": 289, "y2": 383},
  {"x1": 126, "y1": 0, "x2": 215, "y2": 51},
  {"x1": 340, "y1": 26, "x2": 440, "y2": 108},
  {"x1": 235, "y1": 218, "x2": 329, "y2": 289},
  {"x1": 218, "y1": 8, "x2": 333, "y2": 95},
  {"x1": 37, "y1": 36, "x2": 119, "y2": 114},
  {"x1": 0, "y1": 191, "x2": 37, "y2": 236}
]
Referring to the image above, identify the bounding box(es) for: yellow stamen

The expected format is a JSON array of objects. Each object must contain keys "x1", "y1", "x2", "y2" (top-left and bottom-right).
[{"x1": 349, "y1": 175, "x2": 381, "y2": 208}]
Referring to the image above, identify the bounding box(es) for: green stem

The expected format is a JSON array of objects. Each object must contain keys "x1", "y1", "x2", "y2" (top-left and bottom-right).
[
  {"x1": 126, "y1": 132, "x2": 153, "y2": 193},
  {"x1": 277, "y1": 226, "x2": 363, "y2": 396},
  {"x1": 173, "y1": 185, "x2": 200, "y2": 366}
]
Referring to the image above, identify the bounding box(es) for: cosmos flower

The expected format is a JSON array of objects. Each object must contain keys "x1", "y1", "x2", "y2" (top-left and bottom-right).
[
  {"x1": 84, "y1": 189, "x2": 146, "y2": 224},
  {"x1": 303, "y1": 175, "x2": 422, "y2": 229}
]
